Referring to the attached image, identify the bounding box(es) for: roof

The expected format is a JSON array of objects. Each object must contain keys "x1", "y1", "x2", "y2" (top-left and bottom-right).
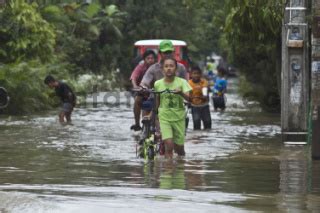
[{"x1": 134, "y1": 39, "x2": 187, "y2": 46}]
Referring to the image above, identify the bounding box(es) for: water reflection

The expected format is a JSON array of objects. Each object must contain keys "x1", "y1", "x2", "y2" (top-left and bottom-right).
[
  {"x1": 277, "y1": 146, "x2": 320, "y2": 212},
  {"x1": 279, "y1": 146, "x2": 310, "y2": 194}
]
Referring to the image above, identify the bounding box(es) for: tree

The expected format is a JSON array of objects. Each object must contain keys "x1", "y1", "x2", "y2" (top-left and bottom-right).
[
  {"x1": 0, "y1": 0, "x2": 55, "y2": 63},
  {"x1": 40, "y1": 1, "x2": 126, "y2": 75},
  {"x1": 222, "y1": 0, "x2": 285, "y2": 111}
]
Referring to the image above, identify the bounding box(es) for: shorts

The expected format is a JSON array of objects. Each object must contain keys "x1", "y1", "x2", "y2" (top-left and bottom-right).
[
  {"x1": 141, "y1": 98, "x2": 154, "y2": 111},
  {"x1": 61, "y1": 103, "x2": 73, "y2": 113},
  {"x1": 159, "y1": 119, "x2": 185, "y2": 145},
  {"x1": 132, "y1": 90, "x2": 150, "y2": 99},
  {"x1": 212, "y1": 95, "x2": 226, "y2": 109}
]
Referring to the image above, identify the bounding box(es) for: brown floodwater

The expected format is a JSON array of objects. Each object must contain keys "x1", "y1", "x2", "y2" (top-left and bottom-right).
[{"x1": 0, "y1": 78, "x2": 319, "y2": 213}]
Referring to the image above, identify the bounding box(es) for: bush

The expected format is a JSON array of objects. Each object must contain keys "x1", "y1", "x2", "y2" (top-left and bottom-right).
[
  {"x1": 0, "y1": 60, "x2": 75, "y2": 114},
  {"x1": 0, "y1": 0, "x2": 55, "y2": 63}
]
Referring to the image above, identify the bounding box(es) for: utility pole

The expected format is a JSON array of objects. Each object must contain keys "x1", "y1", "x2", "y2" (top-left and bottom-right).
[
  {"x1": 311, "y1": 0, "x2": 320, "y2": 159},
  {"x1": 281, "y1": 0, "x2": 309, "y2": 144}
]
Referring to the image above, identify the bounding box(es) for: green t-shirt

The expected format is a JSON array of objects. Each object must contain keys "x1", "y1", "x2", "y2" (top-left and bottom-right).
[{"x1": 154, "y1": 77, "x2": 192, "y2": 121}]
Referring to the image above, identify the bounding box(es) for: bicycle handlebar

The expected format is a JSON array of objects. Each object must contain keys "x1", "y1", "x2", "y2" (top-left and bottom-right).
[{"x1": 131, "y1": 87, "x2": 177, "y2": 94}]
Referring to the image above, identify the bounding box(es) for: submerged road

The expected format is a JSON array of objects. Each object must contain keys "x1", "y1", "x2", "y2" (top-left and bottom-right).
[{"x1": 0, "y1": 78, "x2": 319, "y2": 212}]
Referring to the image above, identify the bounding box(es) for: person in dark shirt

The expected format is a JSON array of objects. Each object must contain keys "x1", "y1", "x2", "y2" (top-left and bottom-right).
[{"x1": 44, "y1": 75, "x2": 76, "y2": 124}]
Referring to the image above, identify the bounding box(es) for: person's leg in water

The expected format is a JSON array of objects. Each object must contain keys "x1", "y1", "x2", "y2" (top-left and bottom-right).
[
  {"x1": 160, "y1": 119, "x2": 174, "y2": 158},
  {"x1": 59, "y1": 103, "x2": 74, "y2": 125},
  {"x1": 220, "y1": 95, "x2": 226, "y2": 112},
  {"x1": 191, "y1": 106, "x2": 201, "y2": 130},
  {"x1": 212, "y1": 96, "x2": 218, "y2": 112},
  {"x1": 201, "y1": 105, "x2": 211, "y2": 129},
  {"x1": 174, "y1": 144, "x2": 185, "y2": 156},
  {"x1": 65, "y1": 111, "x2": 73, "y2": 123},
  {"x1": 131, "y1": 95, "x2": 143, "y2": 130},
  {"x1": 59, "y1": 111, "x2": 65, "y2": 123},
  {"x1": 164, "y1": 138, "x2": 174, "y2": 158},
  {"x1": 173, "y1": 119, "x2": 186, "y2": 156}
]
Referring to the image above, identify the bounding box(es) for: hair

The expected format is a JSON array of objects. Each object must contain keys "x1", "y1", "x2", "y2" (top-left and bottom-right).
[
  {"x1": 162, "y1": 57, "x2": 177, "y2": 68},
  {"x1": 44, "y1": 75, "x2": 55, "y2": 84},
  {"x1": 217, "y1": 66, "x2": 227, "y2": 76},
  {"x1": 143, "y1": 49, "x2": 156, "y2": 60},
  {"x1": 191, "y1": 66, "x2": 202, "y2": 74}
]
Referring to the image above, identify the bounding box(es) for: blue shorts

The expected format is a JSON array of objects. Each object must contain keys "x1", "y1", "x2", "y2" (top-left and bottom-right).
[{"x1": 61, "y1": 103, "x2": 73, "y2": 113}]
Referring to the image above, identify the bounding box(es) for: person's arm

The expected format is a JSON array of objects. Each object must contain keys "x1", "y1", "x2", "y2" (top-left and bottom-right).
[
  {"x1": 179, "y1": 91, "x2": 190, "y2": 102},
  {"x1": 156, "y1": 94, "x2": 160, "y2": 114},
  {"x1": 140, "y1": 65, "x2": 154, "y2": 88},
  {"x1": 174, "y1": 79, "x2": 192, "y2": 102},
  {"x1": 130, "y1": 64, "x2": 142, "y2": 88},
  {"x1": 63, "y1": 84, "x2": 75, "y2": 103},
  {"x1": 222, "y1": 79, "x2": 227, "y2": 94},
  {"x1": 202, "y1": 79, "x2": 209, "y2": 101},
  {"x1": 154, "y1": 81, "x2": 160, "y2": 114},
  {"x1": 131, "y1": 79, "x2": 139, "y2": 88},
  {"x1": 177, "y1": 63, "x2": 188, "y2": 80}
]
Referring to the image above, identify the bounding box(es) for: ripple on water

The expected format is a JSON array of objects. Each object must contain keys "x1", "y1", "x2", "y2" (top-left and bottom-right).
[{"x1": 0, "y1": 185, "x2": 253, "y2": 213}]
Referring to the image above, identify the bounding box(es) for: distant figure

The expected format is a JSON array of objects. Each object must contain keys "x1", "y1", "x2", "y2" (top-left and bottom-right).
[
  {"x1": 130, "y1": 49, "x2": 157, "y2": 131},
  {"x1": 140, "y1": 40, "x2": 187, "y2": 88},
  {"x1": 205, "y1": 58, "x2": 217, "y2": 89},
  {"x1": 44, "y1": 75, "x2": 76, "y2": 124},
  {"x1": 188, "y1": 66, "x2": 211, "y2": 130},
  {"x1": 212, "y1": 66, "x2": 227, "y2": 112}
]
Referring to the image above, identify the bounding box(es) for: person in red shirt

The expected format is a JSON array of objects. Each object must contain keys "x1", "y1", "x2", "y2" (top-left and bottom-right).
[{"x1": 130, "y1": 50, "x2": 157, "y2": 131}]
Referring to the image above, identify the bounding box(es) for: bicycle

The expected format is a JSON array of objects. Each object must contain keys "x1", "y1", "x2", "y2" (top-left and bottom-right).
[{"x1": 132, "y1": 88, "x2": 179, "y2": 161}]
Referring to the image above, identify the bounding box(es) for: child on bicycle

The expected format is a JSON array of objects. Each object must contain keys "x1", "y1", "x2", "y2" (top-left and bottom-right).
[
  {"x1": 212, "y1": 66, "x2": 227, "y2": 112},
  {"x1": 154, "y1": 57, "x2": 192, "y2": 158},
  {"x1": 188, "y1": 66, "x2": 212, "y2": 130}
]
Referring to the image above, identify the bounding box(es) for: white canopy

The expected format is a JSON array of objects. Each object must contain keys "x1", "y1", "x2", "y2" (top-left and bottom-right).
[{"x1": 134, "y1": 39, "x2": 187, "y2": 46}]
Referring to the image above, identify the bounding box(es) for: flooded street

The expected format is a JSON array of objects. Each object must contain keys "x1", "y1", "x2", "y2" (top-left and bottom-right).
[{"x1": 0, "y1": 78, "x2": 320, "y2": 212}]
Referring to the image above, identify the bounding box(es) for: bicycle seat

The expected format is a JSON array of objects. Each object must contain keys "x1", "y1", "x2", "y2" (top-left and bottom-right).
[{"x1": 142, "y1": 112, "x2": 152, "y2": 123}]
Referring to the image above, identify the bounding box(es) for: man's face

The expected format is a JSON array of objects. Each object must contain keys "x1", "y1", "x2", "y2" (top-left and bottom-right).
[
  {"x1": 160, "y1": 51, "x2": 174, "y2": 59},
  {"x1": 144, "y1": 54, "x2": 155, "y2": 66}
]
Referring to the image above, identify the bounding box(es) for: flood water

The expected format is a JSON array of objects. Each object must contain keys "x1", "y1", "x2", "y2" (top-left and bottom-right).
[{"x1": 0, "y1": 78, "x2": 320, "y2": 212}]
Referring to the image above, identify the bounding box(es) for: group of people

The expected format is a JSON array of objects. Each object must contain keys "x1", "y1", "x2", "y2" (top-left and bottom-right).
[
  {"x1": 43, "y1": 40, "x2": 228, "y2": 159},
  {"x1": 130, "y1": 40, "x2": 228, "y2": 158}
]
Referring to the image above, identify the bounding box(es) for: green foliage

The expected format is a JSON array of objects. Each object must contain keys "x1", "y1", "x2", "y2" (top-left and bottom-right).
[
  {"x1": 0, "y1": 0, "x2": 286, "y2": 114},
  {"x1": 0, "y1": 60, "x2": 73, "y2": 114},
  {"x1": 40, "y1": 2, "x2": 126, "y2": 75},
  {"x1": 0, "y1": 0, "x2": 56, "y2": 63},
  {"x1": 221, "y1": 0, "x2": 285, "y2": 111}
]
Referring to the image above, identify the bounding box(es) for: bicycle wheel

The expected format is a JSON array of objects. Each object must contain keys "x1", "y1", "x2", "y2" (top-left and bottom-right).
[
  {"x1": 141, "y1": 121, "x2": 151, "y2": 140},
  {"x1": 147, "y1": 146, "x2": 155, "y2": 160}
]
